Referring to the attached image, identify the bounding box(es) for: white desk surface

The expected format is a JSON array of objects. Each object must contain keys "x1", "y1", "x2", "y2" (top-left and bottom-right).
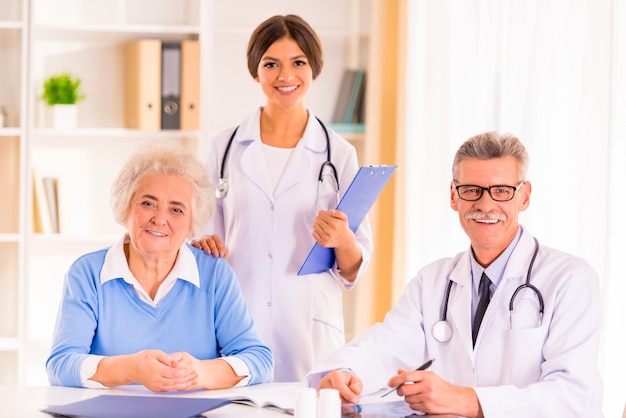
[{"x1": 0, "y1": 383, "x2": 299, "y2": 418}]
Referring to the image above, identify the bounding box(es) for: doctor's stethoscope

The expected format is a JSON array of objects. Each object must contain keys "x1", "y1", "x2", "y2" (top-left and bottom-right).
[
  {"x1": 431, "y1": 237, "x2": 544, "y2": 342},
  {"x1": 215, "y1": 116, "x2": 339, "y2": 199}
]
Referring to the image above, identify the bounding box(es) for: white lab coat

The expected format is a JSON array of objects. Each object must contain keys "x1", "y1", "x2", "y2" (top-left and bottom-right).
[
  {"x1": 308, "y1": 227, "x2": 603, "y2": 417},
  {"x1": 205, "y1": 108, "x2": 373, "y2": 382}
]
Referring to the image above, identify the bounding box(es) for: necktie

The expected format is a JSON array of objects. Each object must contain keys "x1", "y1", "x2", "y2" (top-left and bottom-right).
[{"x1": 472, "y1": 272, "x2": 492, "y2": 346}]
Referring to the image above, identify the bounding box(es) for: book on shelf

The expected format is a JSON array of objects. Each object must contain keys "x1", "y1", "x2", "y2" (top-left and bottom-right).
[
  {"x1": 332, "y1": 68, "x2": 367, "y2": 125},
  {"x1": 43, "y1": 177, "x2": 60, "y2": 233},
  {"x1": 0, "y1": 138, "x2": 19, "y2": 233},
  {"x1": 32, "y1": 169, "x2": 61, "y2": 234},
  {"x1": 32, "y1": 168, "x2": 52, "y2": 233}
]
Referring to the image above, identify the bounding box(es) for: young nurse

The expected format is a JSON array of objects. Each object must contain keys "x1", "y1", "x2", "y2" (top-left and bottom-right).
[{"x1": 193, "y1": 14, "x2": 373, "y2": 382}]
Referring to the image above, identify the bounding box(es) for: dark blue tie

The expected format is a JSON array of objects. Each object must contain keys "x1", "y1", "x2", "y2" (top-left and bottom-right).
[{"x1": 472, "y1": 272, "x2": 491, "y2": 346}]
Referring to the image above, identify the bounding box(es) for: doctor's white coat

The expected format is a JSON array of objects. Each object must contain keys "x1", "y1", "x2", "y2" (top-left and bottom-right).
[
  {"x1": 205, "y1": 108, "x2": 373, "y2": 382},
  {"x1": 309, "y1": 228, "x2": 603, "y2": 417}
]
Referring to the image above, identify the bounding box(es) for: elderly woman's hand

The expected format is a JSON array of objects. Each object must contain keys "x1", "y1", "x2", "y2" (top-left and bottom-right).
[
  {"x1": 190, "y1": 234, "x2": 229, "y2": 258},
  {"x1": 170, "y1": 352, "x2": 245, "y2": 390}
]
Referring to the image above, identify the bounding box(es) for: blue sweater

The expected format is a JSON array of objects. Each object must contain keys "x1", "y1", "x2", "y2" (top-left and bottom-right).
[{"x1": 46, "y1": 243, "x2": 273, "y2": 387}]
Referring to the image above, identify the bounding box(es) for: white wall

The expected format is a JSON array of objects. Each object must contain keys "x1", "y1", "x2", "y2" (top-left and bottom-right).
[{"x1": 404, "y1": 1, "x2": 624, "y2": 416}]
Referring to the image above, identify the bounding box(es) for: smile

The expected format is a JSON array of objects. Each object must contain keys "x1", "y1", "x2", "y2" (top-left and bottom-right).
[
  {"x1": 147, "y1": 230, "x2": 166, "y2": 237},
  {"x1": 473, "y1": 219, "x2": 499, "y2": 224},
  {"x1": 276, "y1": 85, "x2": 298, "y2": 92}
]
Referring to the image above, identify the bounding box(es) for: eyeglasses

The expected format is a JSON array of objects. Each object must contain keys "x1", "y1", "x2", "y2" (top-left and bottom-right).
[{"x1": 455, "y1": 181, "x2": 525, "y2": 202}]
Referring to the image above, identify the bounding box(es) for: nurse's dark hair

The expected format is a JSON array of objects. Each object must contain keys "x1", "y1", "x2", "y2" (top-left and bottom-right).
[
  {"x1": 110, "y1": 141, "x2": 214, "y2": 238},
  {"x1": 452, "y1": 131, "x2": 529, "y2": 182},
  {"x1": 247, "y1": 14, "x2": 323, "y2": 80}
]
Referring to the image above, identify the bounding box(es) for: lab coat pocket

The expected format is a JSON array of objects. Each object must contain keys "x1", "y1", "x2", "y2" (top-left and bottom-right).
[
  {"x1": 505, "y1": 327, "x2": 545, "y2": 385},
  {"x1": 311, "y1": 274, "x2": 344, "y2": 365}
]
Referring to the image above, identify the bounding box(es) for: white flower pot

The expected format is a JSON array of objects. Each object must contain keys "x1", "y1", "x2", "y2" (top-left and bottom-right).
[{"x1": 51, "y1": 104, "x2": 78, "y2": 129}]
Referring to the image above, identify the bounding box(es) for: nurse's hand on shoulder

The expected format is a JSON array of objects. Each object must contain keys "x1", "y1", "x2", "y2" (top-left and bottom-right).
[
  {"x1": 313, "y1": 209, "x2": 355, "y2": 249},
  {"x1": 389, "y1": 368, "x2": 483, "y2": 418},
  {"x1": 191, "y1": 234, "x2": 229, "y2": 258},
  {"x1": 318, "y1": 369, "x2": 362, "y2": 405}
]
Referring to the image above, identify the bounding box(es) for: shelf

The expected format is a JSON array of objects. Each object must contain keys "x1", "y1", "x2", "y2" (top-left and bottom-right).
[
  {"x1": 0, "y1": 20, "x2": 23, "y2": 30},
  {"x1": 328, "y1": 123, "x2": 365, "y2": 134},
  {"x1": 33, "y1": 127, "x2": 200, "y2": 139},
  {"x1": 0, "y1": 233, "x2": 19, "y2": 243},
  {"x1": 32, "y1": 23, "x2": 201, "y2": 41},
  {"x1": 0, "y1": 337, "x2": 19, "y2": 351},
  {"x1": 30, "y1": 233, "x2": 120, "y2": 245},
  {"x1": 0, "y1": 128, "x2": 21, "y2": 137}
]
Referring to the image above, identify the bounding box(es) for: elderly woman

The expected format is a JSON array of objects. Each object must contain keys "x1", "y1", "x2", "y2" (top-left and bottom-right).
[{"x1": 46, "y1": 143, "x2": 273, "y2": 392}]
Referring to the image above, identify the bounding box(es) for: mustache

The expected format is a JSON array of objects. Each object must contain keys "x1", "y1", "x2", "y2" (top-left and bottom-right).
[{"x1": 465, "y1": 210, "x2": 506, "y2": 222}]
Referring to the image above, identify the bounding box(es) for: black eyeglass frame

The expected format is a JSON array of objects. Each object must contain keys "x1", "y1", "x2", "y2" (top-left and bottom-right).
[{"x1": 454, "y1": 180, "x2": 525, "y2": 202}]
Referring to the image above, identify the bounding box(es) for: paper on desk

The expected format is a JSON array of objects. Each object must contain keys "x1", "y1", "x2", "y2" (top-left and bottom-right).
[{"x1": 298, "y1": 165, "x2": 397, "y2": 275}]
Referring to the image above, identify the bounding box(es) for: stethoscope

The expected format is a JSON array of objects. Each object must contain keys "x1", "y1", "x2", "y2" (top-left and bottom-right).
[
  {"x1": 215, "y1": 116, "x2": 339, "y2": 199},
  {"x1": 431, "y1": 237, "x2": 544, "y2": 342}
]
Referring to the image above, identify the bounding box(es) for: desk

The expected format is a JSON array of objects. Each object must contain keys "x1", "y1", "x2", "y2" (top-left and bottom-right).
[
  {"x1": 0, "y1": 384, "x2": 293, "y2": 418},
  {"x1": 1, "y1": 384, "x2": 460, "y2": 418}
]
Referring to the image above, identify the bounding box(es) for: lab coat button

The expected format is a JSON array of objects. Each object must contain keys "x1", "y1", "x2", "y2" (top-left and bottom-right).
[
  {"x1": 268, "y1": 253, "x2": 273, "y2": 259},
  {"x1": 267, "y1": 302, "x2": 272, "y2": 307}
]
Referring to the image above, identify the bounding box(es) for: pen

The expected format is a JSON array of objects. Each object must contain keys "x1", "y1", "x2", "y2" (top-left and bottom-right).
[{"x1": 380, "y1": 358, "x2": 435, "y2": 398}]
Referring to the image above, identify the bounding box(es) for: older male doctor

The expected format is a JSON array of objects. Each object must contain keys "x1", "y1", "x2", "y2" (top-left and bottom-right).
[{"x1": 308, "y1": 131, "x2": 603, "y2": 418}]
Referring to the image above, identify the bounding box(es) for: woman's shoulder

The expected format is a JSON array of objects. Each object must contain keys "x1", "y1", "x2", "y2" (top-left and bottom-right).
[{"x1": 69, "y1": 247, "x2": 109, "y2": 270}]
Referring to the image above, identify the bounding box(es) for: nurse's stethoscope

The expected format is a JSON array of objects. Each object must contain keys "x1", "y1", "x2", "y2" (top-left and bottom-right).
[
  {"x1": 215, "y1": 116, "x2": 339, "y2": 199},
  {"x1": 431, "y1": 237, "x2": 544, "y2": 342}
]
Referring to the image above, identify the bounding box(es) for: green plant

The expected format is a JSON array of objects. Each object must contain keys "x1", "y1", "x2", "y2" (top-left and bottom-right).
[{"x1": 41, "y1": 72, "x2": 86, "y2": 105}]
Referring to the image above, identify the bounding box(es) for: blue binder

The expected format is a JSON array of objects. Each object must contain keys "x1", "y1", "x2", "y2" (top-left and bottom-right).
[{"x1": 298, "y1": 165, "x2": 397, "y2": 276}]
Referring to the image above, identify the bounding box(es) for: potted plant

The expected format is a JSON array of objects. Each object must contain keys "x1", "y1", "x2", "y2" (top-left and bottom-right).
[{"x1": 41, "y1": 72, "x2": 86, "y2": 129}]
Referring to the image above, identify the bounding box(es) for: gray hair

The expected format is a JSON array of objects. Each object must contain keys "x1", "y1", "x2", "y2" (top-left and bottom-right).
[
  {"x1": 452, "y1": 131, "x2": 529, "y2": 181},
  {"x1": 110, "y1": 142, "x2": 214, "y2": 238}
]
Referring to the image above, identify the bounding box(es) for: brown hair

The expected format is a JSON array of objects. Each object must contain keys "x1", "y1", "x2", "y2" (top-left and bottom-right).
[{"x1": 247, "y1": 14, "x2": 323, "y2": 80}]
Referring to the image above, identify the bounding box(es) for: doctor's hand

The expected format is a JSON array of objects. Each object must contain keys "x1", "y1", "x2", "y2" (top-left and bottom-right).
[
  {"x1": 190, "y1": 234, "x2": 229, "y2": 258},
  {"x1": 389, "y1": 368, "x2": 483, "y2": 418},
  {"x1": 318, "y1": 369, "x2": 362, "y2": 405}
]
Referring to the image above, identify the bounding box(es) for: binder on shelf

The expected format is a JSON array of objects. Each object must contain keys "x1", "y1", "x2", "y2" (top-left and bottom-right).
[
  {"x1": 332, "y1": 69, "x2": 357, "y2": 124},
  {"x1": 298, "y1": 165, "x2": 397, "y2": 275},
  {"x1": 180, "y1": 40, "x2": 200, "y2": 131},
  {"x1": 32, "y1": 168, "x2": 52, "y2": 234},
  {"x1": 124, "y1": 39, "x2": 162, "y2": 130},
  {"x1": 344, "y1": 69, "x2": 366, "y2": 124},
  {"x1": 161, "y1": 42, "x2": 182, "y2": 130}
]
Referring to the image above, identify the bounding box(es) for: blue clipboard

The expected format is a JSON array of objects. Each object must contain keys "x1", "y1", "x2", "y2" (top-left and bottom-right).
[{"x1": 298, "y1": 165, "x2": 397, "y2": 276}]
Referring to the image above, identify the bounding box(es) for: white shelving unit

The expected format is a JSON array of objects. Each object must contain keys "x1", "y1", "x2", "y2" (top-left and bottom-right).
[{"x1": 1, "y1": 0, "x2": 371, "y2": 386}]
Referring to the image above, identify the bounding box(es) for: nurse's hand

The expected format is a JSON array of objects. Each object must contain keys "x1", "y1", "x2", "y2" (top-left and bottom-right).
[
  {"x1": 312, "y1": 209, "x2": 354, "y2": 249},
  {"x1": 318, "y1": 369, "x2": 362, "y2": 405},
  {"x1": 190, "y1": 234, "x2": 229, "y2": 258},
  {"x1": 389, "y1": 368, "x2": 483, "y2": 418},
  {"x1": 313, "y1": 210, "x2": 362, "y2": 282}
]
